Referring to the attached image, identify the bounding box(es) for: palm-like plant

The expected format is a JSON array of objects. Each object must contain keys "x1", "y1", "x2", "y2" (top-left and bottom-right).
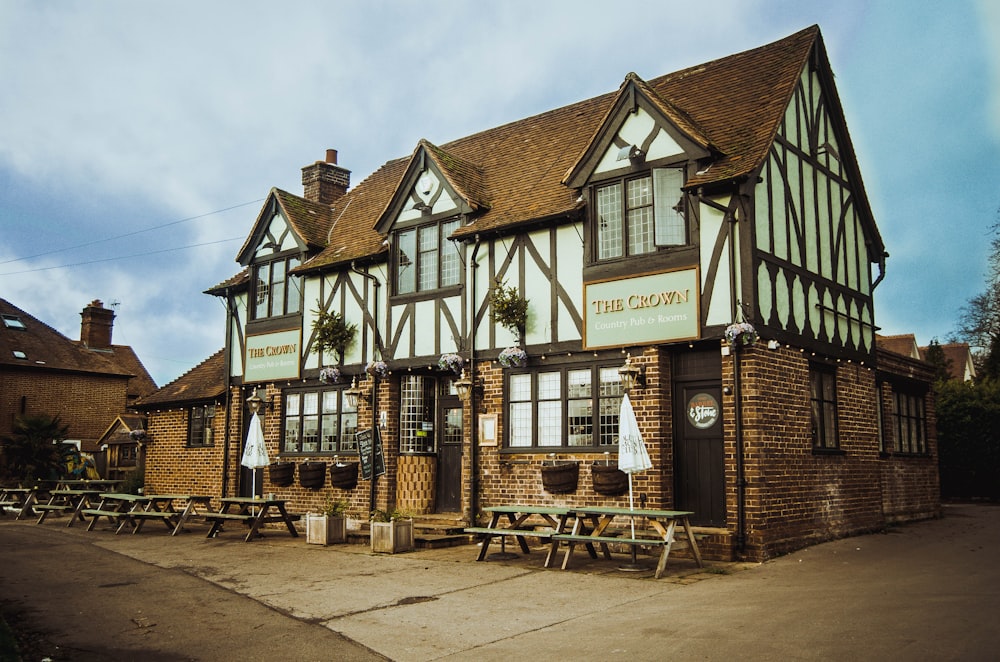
[{"x1": 0, "y1": 413, "x2": 73, "y2": 483}]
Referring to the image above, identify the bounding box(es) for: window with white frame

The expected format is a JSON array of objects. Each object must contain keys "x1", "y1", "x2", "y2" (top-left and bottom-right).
[
  {"x1": 282, "y1": 388, "x2": 358, "y2": 454},
  {"x1": 253, "y1": 255, "x2": 302, "y2": 319},
  {"x1": 507, "y1": 365, "x2": 624, "y2": 449},
  {"x1": 395, "y1": 218, "x2": 461, "y2": 295},
  {"x1": 595, "y1": 167, "x2": 686, "y2": 261},
  {"x1": 399, "y1": 375, "x2": 437, "y2": 453}
]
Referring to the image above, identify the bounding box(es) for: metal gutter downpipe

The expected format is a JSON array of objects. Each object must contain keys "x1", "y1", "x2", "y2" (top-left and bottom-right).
[
  {"x1": 221, "y1": 289, "x2": 234, "y2": 497},
  {"x1": 351, "y1": 262, "x2": 381, "y2": 515},
  {"x1": 468, "y1": 236, "x2": 482, "y2": 524}
]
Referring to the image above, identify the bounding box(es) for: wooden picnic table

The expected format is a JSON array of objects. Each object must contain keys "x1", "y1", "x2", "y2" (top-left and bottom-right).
[
  {"x1": 82, "y1": 493, "x2": 149, "y2": 534},
  {"x1": 35, "y1": 488, "x2": 103, "y2": 527},
  {"x1": 552, "y1": 505, "x2": 704, "y2": 579},
  {"x1": 0, "y1": 486, "x2": 41, "y2": 520},
  {"x1": 465, "y1": 505, "x2": 602, "y2": 566},
  {"x1": 205, "y1": 497, "x2": 300, "y2": 542},
  {"x1": 134, "y1": 494, "x2": 214, "y2": 535}
]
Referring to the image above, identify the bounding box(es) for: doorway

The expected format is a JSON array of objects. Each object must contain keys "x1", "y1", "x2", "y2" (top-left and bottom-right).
[
  {"x1": 673, "y1": 351, "x2": 726, "y2": 527},
  {"x1": 436, "y1": 382, "x2": 463, "y2": 513}
]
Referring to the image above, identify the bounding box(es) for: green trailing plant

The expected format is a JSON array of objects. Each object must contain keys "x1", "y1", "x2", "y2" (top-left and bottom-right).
[
  {"x1": 0, "y1": 413, "x2": 72, "y2": 483},
  {"x1": 311, "y1": 304, "x2": 357, "y2": 363},
  {"x1": 490, "y1": 278, "x2": 528, "y2": 336}
]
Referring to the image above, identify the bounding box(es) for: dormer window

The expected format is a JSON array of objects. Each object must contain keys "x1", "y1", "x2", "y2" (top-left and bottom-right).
[
  {"x1": 595, "y1": 167, "x2": 687, "y2": 260},
  {"x1": 252, "y1": 255, "x2": 302, "y2": 320},
  {"x1": 395, "y1": 218, "x2": 461, "y2": 295}
]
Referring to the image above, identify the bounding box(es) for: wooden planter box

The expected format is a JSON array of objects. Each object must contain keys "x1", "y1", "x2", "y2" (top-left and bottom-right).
[
  {"x1": 329, "y1": 462, "x2": 359, "y2": 490},
  {"x1": 541, "y1": 462, "x2": 579, "y2": 494},
  {"x1": 591, "y1": 463, "x2": 628, "y2": 496},
  {"x1": 370, "y1": 519, "x2": 414, "y2": 553},
  {"x1": 306, "y1": 514, "x2": 346, "y2": 545},
  {"x1": 299, "y1": 462, "x2": 326, "y2": 490},
  {"x1": 268, "y1": 462, "x2": 295, "y2": 487}
]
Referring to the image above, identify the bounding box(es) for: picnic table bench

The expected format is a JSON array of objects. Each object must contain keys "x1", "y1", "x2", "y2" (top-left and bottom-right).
[
  {"x1": 466, "y1": 505, "x2": 601, "y2": 566},
  {"x1": 35, "y1": 489, "x2": 103, "y2": 527},
  {"x1": 205, "y1": 497, "x2": 301, "y2": 542},
  {"x1": 0, "y1": 487, "x2": 41, "y2": 520}
]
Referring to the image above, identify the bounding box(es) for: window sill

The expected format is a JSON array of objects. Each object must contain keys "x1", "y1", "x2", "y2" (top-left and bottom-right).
[{"x1": 811, "y1": 447, "x2": 845, "y2": 457}]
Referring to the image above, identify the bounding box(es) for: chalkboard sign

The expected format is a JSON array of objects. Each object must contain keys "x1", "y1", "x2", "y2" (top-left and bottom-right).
[{"x1": 356, "y1": 428, "x2": 386, "y2": 480}]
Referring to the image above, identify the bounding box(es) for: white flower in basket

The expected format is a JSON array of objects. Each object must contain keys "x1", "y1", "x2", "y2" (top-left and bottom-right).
[
  {"x1": 725, "y1": 322, "x2": 759, "y2": 347},
  {"x1": 319, "y1": 366, "x2": 341, "y2": 384},
  {"x1": 437, "y1": 353, "x2": 464, "y2": 374},
  {"x1": 498, "y1": 346, "x2": 528, "y2": 368}
]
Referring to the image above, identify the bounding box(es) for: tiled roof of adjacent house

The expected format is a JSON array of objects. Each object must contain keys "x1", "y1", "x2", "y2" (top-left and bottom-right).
[
  {"x1": 0, "y1": 297, "x2": 156, "y2": 398},
  {"x1": 876, "y1": 334, "x2": 921, "y2": 360},
  {"x1": 135, "y1": 349, "x2": 226, "y2": 407}
]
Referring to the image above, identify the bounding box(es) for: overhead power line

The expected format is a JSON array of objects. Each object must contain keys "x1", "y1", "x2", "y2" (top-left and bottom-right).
[
  {"x1": 0, "y1": 198, "x2": 264, "y2": 266},
  {"x1": 0, "y1": 236, "x2": 244, "y2": 276}
]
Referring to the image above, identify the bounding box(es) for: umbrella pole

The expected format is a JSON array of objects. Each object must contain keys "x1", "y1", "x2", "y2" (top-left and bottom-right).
[{"x1": 619, "y1": 473, "x2": 646, "y2": 572}]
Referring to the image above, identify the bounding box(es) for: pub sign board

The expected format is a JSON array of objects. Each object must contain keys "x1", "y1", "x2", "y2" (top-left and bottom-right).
[
  {"x1": 244, "y1": 328, "x2": 301, "y2": 383},
  {"x1": 584, "y1": 267, "x2": 700, "y2": 349},
  {"x1": 356, "y1": 428, "x2": 386, "y2": 480}
]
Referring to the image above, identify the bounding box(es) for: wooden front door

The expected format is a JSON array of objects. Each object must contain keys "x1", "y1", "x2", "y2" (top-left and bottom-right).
[
  {"x1": 673, "y1": 352, "x2": 726, "y2": 527},
  {"x1": 436, "y1": 386, "x2": 463, "y2": 513}
]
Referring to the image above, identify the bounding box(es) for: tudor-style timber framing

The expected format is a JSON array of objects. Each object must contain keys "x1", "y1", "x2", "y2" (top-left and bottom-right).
[{"x1": 139, "y1": 26, "x2": 937, "y2": 565}]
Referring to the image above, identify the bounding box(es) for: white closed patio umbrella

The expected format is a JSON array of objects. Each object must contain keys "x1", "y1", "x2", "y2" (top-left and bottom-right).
[
  {"x1": 618, "y1": 393, "x2": 652, "y2": 539},
  {"x1": 241, "y1": 412, "x2": 269, "y2": 504}
]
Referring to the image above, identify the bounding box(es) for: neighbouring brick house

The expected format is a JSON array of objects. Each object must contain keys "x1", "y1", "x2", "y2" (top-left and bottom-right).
[
  {"x1": 0, "y1": 298, "x2": 156, "y2": 472},
  {"x1": 139, "y1": 26, "x2": 939, "y2": 561}
]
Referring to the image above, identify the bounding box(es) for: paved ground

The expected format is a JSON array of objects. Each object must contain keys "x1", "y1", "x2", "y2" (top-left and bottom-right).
[{"x1": 1, "y1": 502, "x2": 998, "y2": 661}]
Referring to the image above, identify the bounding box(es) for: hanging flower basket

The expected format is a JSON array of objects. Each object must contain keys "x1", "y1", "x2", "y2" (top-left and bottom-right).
[
  {"x1": 366, "y1": 360, "x2": 389, "y2": 379},
  {"x1": 128, "y1": 429, "x2": 147, "y2": 442},
  {"x1": 299, "y1": 461, "x2": 327, "y2": 490},
  {"x1": 319, "y1": 366, "x2": 341, "y2": 384},
  {"x1": 329, "y1": 462, "x2": 359, "y2": 490},
  {"x1": 498, "y1": 346, "x2": 528, "y2": 368},
  {"x1": 437, "y1": 353, "x2": 464, "y2": 375},
  {"x1": 725, "y1": 322, "x2": 759, "y2": 348},
  {"x1": 541, "y1": 461, "x2": 579, "y2": 494},
  {"x1": 269, "y1": 461, "x2": 295, "y2": 487},
  {"x1": 591, "y1": 463, "x2": 628, "y2": 496}
]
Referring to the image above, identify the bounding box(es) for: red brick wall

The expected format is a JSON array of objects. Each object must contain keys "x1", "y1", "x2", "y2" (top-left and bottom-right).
[{"x1": 1, "y1": 367, "x2": 129, "y2": 452}]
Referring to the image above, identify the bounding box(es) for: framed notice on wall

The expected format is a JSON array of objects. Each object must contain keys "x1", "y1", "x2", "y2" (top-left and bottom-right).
[{"x1": 479, "y1": 414, "x2": 498, "y2": 446}]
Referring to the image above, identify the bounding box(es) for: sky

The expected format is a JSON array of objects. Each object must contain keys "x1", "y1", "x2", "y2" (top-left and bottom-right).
[{"x1": 2, "y1": 0, "x2": 998, "y2": 387}]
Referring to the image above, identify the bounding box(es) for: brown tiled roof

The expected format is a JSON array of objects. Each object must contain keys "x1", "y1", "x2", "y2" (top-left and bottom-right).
[
  {"x1": 919, "y1": 342, "x2": 976, "y2": 381},
  {"x1": 0, "y1": 297, "x2": 147, "y2": 381},
  {"x1": 135, "y1": 349, "x2": 226, "y2": 407},
  {"x1": 235, "y1": 188, "x2": 338, "y2": 265},
  {"x1": 205, "y1": 268, "x2": 249, "y2": 295},
  {"x1": 876, "y1": 334, "x2": 920, "y2": 359},
  {"x1": 243, "y1": 26, "x2": 876, "y2": 276}
]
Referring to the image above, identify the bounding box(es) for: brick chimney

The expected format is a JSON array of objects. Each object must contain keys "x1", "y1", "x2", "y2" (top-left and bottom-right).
[
  {"x1": 301, "y1": 148, "x2": 350, "y2": 205},
  {"x1": 80, "y1": 299, "x2": 115, "y2": 349}
]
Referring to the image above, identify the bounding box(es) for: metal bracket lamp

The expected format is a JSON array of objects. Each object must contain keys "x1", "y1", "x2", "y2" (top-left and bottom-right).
[
  {"x1": 343, "y1": 377, "x2": 365, "y2": 410},
  {"x1": 618, "y1": 353, "x2": 645, "y2": 392},
  {"x1": 246, "y1": 387, "x2": 271, "y2": 415},
  {"x1": 454, "y1": 369, "x2": 484, "y2": 403}
]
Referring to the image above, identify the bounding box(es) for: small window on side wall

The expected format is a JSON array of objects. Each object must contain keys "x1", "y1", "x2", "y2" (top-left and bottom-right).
[
  {"x1": 809, "y1": 363, "x2": 839, "y2": 450},
  {"x1": 188, "y1": 404, "x2": 215, "y2": 447}
]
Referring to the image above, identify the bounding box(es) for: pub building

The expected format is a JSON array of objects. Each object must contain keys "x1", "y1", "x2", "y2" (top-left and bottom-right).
[{"x1": 138, "y1": 26, "x2": 939, "y2": 562}]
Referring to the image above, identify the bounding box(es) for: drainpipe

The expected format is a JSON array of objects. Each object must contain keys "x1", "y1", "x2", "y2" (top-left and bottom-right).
[
  {"x1": 221, "y1": 289, "x2": 234, "y2": 497},
  {"x1": 734, "y1": 347, "x2": 746, "y2": 555},
  {"x1": 351, "y1": 262, "x2": 381, "y2": 515},
  {"x1": 468, "y1": 236, "x2": 482, "y2": 524}
]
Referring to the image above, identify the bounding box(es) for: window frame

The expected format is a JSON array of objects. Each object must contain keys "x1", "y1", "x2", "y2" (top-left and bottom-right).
[
  {"x1": 281, "y1": 386, "x2": 359, "y2": 455},
  {"x1": 504, "y1": 363, "x2": 625, "y2": 451},
  {"x1": 809, "y1": 363, "x2": 840, "y2": 452},
  {"x1": 592, "y1": 165, "x2": 688, "y2": 263},
  {"x1": 891, "y1": 387, "x2": 928, "y2": 455},
  {"x1": 251, "y1": 254, "x2": 303, "y2": 321},
  {"x1": 392, "y1": 217, "x2": 462, "y2": 297},
  {"x1": 187, "y1": 404, "x2": 216, "y2": 448}
]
